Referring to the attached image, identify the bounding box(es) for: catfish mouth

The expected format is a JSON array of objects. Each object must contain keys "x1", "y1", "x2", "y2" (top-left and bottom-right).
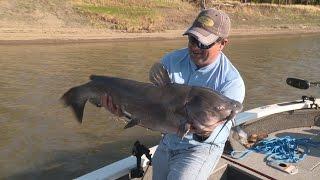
[
  {"x1": 194, "y1": 129, "x2": 212, "y2": 138},
  {"x1": 190, "y1": 122, "x2": 212, "y2": 138},
  {"x1": 190, "y1": 114, "x2": 226, "y2": 137}
]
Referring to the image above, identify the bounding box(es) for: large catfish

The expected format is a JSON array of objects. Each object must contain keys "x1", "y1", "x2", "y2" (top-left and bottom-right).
[{"x1": 61, "y1": 63, "x2": 242, "y2": 137}]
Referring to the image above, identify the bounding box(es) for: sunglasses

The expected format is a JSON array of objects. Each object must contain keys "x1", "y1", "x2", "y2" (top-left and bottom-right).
[{"x1": 188, "y1": 36, "x2": 222, "y2": 49}]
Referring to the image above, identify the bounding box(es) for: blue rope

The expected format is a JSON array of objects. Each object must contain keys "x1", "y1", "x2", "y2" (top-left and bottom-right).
[{"x1": 231, "y1": 136, "x2": 320, "y2": 163}]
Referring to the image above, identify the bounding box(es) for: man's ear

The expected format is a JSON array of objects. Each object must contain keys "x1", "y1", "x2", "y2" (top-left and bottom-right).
[
  {"x1": 221, "y1": 39, "x2": 228, "y2": 46},
  {"x1": 219, "y1": 39, "x2": 228, "y2": 50}
]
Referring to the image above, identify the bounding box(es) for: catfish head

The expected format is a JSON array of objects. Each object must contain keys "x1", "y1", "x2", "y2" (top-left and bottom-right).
[{"x1": 185, "y1": 86, "x2": 243, "y2": 137}]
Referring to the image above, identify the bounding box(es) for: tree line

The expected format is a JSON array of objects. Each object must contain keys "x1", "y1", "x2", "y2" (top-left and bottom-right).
[
  {"x1": 184, "y1": 0, "x2": 320, "y2": 5},
  {"x1": 244, "y1": 0, "x2": 320, "y2": 5}
]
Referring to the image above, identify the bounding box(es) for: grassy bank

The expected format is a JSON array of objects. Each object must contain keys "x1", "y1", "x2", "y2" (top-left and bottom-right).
[
  {"x1": 0, "y1": 0, "x2": 319, "y2": 41},
  {"x1": 226, "y1": 3, "x2": 320, "y2": 29},
  {"x1": 72, "y1": 0, "x2": 196, "y2": 32},
  {"x1": 71, "y1": 0, "x2": 320, "y2": 32}
]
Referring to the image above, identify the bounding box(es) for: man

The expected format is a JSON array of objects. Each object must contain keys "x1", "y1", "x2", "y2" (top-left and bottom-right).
[{"x1": 103, "y1": 8, "x2": 245, "y2": 180}]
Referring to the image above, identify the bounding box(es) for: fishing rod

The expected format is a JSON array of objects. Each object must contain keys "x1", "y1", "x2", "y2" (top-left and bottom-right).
[{"x1": 286, "y1": 77, "x2": 320, "y2": 89}]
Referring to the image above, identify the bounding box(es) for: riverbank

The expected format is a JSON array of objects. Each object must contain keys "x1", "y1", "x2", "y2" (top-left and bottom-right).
[
  {"x1": 1, "y1": 1, "x2": 320, "y2": 44},
  {"x1": 1, "y1": 26, "x2": 320, "y2": 44}
]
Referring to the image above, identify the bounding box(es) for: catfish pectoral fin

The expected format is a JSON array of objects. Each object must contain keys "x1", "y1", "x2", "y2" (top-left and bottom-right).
[
  {"x1": 149, "y1": 63, "x2": 171, "y2": 86},
  {"x1": 124, "y1": 118, "x2": 140, "y2": 129}
]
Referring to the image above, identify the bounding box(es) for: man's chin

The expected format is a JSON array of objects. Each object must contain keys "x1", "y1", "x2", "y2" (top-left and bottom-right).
[
  {"x1": 192, "y1": 59, "x2": 206, "y2": 67},
  {"x1": 190, "y1": 56, "x2": 202, "y2": 62}
]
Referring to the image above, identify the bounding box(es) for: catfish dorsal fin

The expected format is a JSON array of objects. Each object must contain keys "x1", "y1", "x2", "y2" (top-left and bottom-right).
[
  {"x1": 90, "y1": 75, "x2": 104, "y2": 81},
  {"x1": 149, "y1": 63, "x2": 171, "y2": 86}
]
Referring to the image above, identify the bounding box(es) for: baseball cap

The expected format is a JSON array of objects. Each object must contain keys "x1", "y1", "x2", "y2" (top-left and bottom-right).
[{"x1": 184, "y1": 8, "x2": 231, "y2": 46}]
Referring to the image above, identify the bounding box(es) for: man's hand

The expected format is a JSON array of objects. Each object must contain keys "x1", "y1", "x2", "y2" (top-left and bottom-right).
[{"x1": 101, "y1": 94, "x2": 124, "y2": 117}]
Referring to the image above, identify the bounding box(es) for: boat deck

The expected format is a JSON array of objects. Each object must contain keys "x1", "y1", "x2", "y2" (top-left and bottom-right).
[{"x1": 141, "y1": 126, "x2": 320, "y2": 180}]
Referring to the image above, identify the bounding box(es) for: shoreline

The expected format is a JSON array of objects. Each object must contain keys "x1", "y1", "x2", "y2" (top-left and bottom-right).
[{"x1": 1, "y1": 26, "x2": 320, "y2": 45}]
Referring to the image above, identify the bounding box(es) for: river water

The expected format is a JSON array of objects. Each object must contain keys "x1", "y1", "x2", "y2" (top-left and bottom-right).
[{"x1": 0, "y1": 34, "x2": 319, "y2": 179}]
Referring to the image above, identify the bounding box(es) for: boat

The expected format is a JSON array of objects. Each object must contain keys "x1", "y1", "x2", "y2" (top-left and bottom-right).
[{"x1": 75, "y1": 78, "x2": 320, "y2": 180}]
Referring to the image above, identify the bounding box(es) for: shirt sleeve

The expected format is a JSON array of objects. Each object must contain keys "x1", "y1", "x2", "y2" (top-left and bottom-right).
[
  {"x1": 220, "y1": 77, "x2": 245, "y2": 103},
  {"x1": 218, "y1": 77, "x2": 245, "y2": 129}
]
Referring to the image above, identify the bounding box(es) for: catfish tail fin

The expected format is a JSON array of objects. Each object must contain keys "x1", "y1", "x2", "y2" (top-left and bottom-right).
[{"x1": 61, "y1": 85, "x2": 89, "y2": 123}]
